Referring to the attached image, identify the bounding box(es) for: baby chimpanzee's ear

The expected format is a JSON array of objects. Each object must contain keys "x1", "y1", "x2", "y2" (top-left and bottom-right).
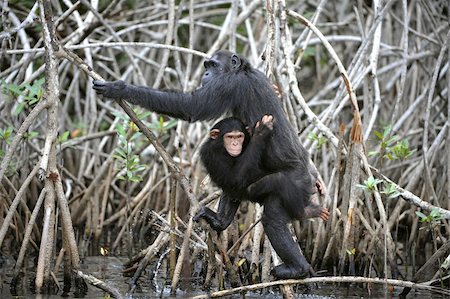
[{"x1": 210, "y1": 129, "x2": 220, "y2": 139}]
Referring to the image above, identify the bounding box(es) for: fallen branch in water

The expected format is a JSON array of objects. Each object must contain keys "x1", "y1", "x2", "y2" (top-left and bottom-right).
[
  {"x1": 190, "y1": 276, "x2": 450, "y2": 298},
  {"x1": 74, "y1": 270, "x2": 123, "y2": 299}
]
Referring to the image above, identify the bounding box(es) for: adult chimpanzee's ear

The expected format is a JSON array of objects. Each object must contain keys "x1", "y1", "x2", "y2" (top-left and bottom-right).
[
  {"x1": 210, "y1": 129, "x2": 220, "y2": 139},
  {"x1": 231, "y1": 54, "x2": 241, "y2": 69}
]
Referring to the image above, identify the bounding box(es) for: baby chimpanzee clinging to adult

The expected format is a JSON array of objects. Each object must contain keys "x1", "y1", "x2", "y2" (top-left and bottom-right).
[{"x1": 195, "y1": 115, "x2": 329, "y2": 278}]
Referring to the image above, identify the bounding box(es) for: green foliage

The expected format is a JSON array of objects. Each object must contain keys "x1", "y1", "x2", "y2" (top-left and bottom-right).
[
  {"x1": 57, "y1": 131, "x2": 70, "y2": 144},
  {"x1": 308, "y1": 132, "x2": 327, "y2": 149},
  {"x1": 1, "y1": 78, "x2": 45, "y2": 115},
  {"x1": 416, "y1": 208, "x2": 443, "y2": 224},
  {"x1": 368, "y1": 125, "x2": 398, "y2": 157},
  {"x1": 356, "y1": 176, "x2": 383, "y2": 192},
  {"x1": 0, "y1": 126, "x2": 17, "y2": 175},
  {"x1": 0, "y1": 127, "x2": 14, "y2": 144},
  {"x1": 111, "y1": 109, "x2": 177, "y2": 183},
  {"x1": 368, "y1": 125, "x2": 415, "y2": 161},
  {"x1": 380, "y1": 182, "x2": 401, "y2": 198},
  {"x1": 357, "y1": 177, "x2": 403, "y2": 199},
  {"x1": 385, "y1": 140, "x2": 415, "y2": 161},
  {"x1": 23, "y1": 131, "x2": 39, "y2": 141},
  {"x1": 113, "y1": 119, "x2": 146, "y2": 183},
  {"x1": 346, "y1": 248, "x2": 356, "y2": 256},
  {"x1": 148, "y1": 116, "x2": 178, "y2": 136}
]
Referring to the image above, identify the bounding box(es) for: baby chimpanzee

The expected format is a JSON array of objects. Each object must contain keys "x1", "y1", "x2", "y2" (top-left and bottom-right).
[{"x1": 195, "y1": 116, "x2": 329, "y2": 271}]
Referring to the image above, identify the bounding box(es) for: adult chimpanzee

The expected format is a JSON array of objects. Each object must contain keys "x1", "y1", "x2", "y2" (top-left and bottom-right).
[
  {"x1": 196, "y1": 115, "x2": 329, "y2": 232},
  {"x1": 93, "y1": 50, "x2": 323, "y2": 279}
]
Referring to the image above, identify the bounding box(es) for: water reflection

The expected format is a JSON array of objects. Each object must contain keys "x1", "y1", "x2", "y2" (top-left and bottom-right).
[{"x1": 0, "y1": 256, "x2": 448, "y2": 298}]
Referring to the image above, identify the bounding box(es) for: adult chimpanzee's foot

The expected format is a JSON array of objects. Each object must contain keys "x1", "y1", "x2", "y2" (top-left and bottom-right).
[{"x1": 271, "y1": 263, "x2": 310, "y2": 279}]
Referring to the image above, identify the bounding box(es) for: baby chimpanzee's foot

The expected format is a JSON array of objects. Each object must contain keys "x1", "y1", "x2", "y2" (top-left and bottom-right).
[{"x1": 271, "y1": 263, "x2": 310, "y2": 279}]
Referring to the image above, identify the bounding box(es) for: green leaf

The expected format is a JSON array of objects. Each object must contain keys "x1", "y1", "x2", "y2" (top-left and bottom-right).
[
  {"x1": 58, "y1": 131, "x2": 70, "y2": 143},
  {"x1": 415, "y1": 211, "x2": 427, "y2": 221},
  {"x1": 116, "y1": 124, "x2": 126, "y2": 136},
  {"x1": 23, "y1": 131, "x2": 39, "y2": 140},
  {"x1": 14, "y1": 102, "x2": 26, "y2": 115},
  {"x1": 4, "y1": 83, "x2": 23, "y2": 95},
  {"x1": 114, "y1": 148, "x2": 127, "y2": 159},
  {"x1": 374, "y1": 130, "x2": 383, "y2": 140},
  {"x1": 368, "y1": 151, "x2": 379, "y2": 157}
]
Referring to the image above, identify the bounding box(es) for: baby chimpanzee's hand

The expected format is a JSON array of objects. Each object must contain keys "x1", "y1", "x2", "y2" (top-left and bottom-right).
[{"x1": 254, "y1": 114, "x2": 274, "y2": 137}]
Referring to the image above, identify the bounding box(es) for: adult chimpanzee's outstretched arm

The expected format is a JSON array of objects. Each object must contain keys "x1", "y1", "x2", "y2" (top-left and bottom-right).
[{"x1": 93, "y1": 80, "x2": 232, "y2": 122}]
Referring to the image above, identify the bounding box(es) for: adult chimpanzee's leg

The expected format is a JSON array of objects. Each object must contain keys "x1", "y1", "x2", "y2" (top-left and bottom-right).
[
  {"x1": 193, "y1": 193, "x2": 240, "y2": 232},
  {"x1": 262, "y1": 197, "x2": 310, "y2": 279}
]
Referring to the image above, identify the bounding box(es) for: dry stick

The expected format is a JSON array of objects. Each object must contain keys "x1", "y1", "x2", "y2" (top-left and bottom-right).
[
  {"x1": 154, "y1": 212, "x2": 208, "y2": 249},
  {"x1": 316, "y1": 126, "x2": 345, "y2": 267},
  {"x1": 169, "y1": 178, "x2": 177, "y2": 280},
  {"x1": 447, "y1": 17, "x2": 450, "y2": 213},
  {"x1": 282, "y1": 12, "x2": 339, "y2": 147},
  {"x1": 363, "y1": 0, "x2": 382, "y2": 142},
  {"x1": 0, "y1": 1, "x2": 38, "y2": 41},
  {"x1": 250, "y1": 204, "x2": 264, "y2": 279},
  {"x1": 389, "y1": 0, "x2": 409, "y2": 129},
  {"x1": 291, "y1": 0, "x2": 327, "y2": 62},
  {"x1": 40, "y1": 1, "x2": 87, "y2": 292},
  {"x1": 0, "y1": 162, "x2": 40, "y2": 247},
  {"x1": 338, "y1": 142, "x2": 361, "y2": 275},
  {"x1": 14, "y1": 189, "x2": 47, "y2": 276},
  {"x1": 71, "y1": 154, "x2": 114, "y2": 224},
  {"x1": 0, "y1": 98, "x2": 47, "y2": 186},
  {"x1": 170, "y1": 218, "x2": 199, "y2": 293},
  {"x1": 153, "y1": 0, "x2": 176, "y2": 87},
  {"x1": 421, "y1": 29, "x2": 450, "y2": 216},
  {"x1": 212, "y1": 229, "x2": 241, "y2": 287},
  {"x1": 74, "y1": 270, "x2": 123, "y2": 299},
  {"x1": 323, "y1": 0, "x2": 395, "y2": 124},
  {"x1": 36, "y1": 179, "x2": 57, "y2": 292},
  {"x1": 360, "y1": 153, "x2": 396, "y2": 278},
  {"x1": 400, "y1": 240, "x2": 450, "y2": 297},
  {"x1": 182, "y1": 0, "x2": 195, "y2": 90},
  {"x1": 226, "y1": 217, "x2": 261, "y2": 255},
  {"x1": 190, "y1": 275, "x2": 450, "y2": 299},
  {"x1": 6, "y1": 42, "x2": 209, "y2": 57},
  {"x1": 32, "y1": 1, "x2": 74, "y2": 292},
  {"x1": 261, "y1": 238, "x2": 272, "y2": 282},
  {"x1": 95, "y1": 164, "x2": 113, "y2": 239}
]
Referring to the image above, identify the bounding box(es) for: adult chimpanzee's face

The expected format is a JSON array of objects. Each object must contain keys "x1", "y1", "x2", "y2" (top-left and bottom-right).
[
  {"x1": 201, "y1": 51, "x2": 241, "y2": 86},
  {"x1": 202, "y1": 54, "x2": 226, "y2": 86}
]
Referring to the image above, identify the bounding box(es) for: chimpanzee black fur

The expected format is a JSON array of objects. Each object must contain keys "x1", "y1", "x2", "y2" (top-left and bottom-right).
[
  {"x1": 196, "y1": 116, "x2": 313, "y2": 229},
  {"x1": 93, "y1": 50, "x2": 319, "y2": 279}
]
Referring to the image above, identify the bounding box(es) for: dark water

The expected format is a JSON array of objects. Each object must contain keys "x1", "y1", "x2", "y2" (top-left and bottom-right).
[{"x1": 1, "y1": 256, "x2": 448, "y2": 298}]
